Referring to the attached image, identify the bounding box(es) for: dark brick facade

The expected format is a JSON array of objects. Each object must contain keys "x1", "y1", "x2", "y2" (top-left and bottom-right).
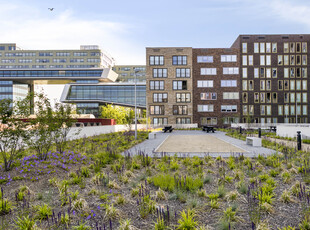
[{"x1": 192, "y1": 48, "x2": 240, "y2": 127}]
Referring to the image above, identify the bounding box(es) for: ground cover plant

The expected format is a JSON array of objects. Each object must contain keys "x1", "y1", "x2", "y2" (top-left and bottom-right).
[{"x1": 2, "y1": 128, "x2": 310, "y2": 229}]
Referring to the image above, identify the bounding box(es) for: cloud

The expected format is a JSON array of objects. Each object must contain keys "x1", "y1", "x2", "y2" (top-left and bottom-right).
[
  {"x1": 269, "y1": 0, "x2": 310, "y2": 28},
  {"x1": 0, "y1": 2, "x2": 145, "y2": 64}
]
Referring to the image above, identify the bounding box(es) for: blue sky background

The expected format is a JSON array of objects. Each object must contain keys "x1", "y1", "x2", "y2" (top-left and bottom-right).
[{"x1": 1, "y1": 0, "x2": 310, "y2": 65}]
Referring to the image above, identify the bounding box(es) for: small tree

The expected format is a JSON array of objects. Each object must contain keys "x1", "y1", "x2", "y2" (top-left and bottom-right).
[
  {"x1": 0, "y1": 98, "x2": 30, "y2": 171},
  {"x1": 125, "y1": 109, "x2": 135, "y2": 131},
  {"x1": 25, "y1": 93, "x2": 55, "y2": 160},
  {"x1": 100, "y1": 104, "x2": 129, "y2": 124},
  {"x1": 52, "y1": 102, "x2": 76, "y2": 153}
]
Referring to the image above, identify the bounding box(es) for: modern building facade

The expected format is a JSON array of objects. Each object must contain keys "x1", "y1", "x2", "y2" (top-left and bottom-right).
[
  {"x1": 146, "y1": 34, "x2": 310, "y2": 126},
  {"x1": 0, "y1": 43, "x2": 146, "y2": 117},
  {"x1": 146, "y1": 47, "x2": 193, "y2": 125},
  {"x1": 112, "y1": 65, "x2": 146, "y2": 83}
]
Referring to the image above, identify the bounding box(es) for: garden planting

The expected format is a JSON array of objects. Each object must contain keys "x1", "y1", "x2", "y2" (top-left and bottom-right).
[{"x1": 1, "y1": 128, "x2": 310, "y2": 229}]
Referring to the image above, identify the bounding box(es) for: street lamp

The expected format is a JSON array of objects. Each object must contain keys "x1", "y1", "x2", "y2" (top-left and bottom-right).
[{"x1": 134, "y1": 68, "x2": 140, "y2": 140}]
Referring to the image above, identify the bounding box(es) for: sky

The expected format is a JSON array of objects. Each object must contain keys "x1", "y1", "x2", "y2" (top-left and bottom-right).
[{"x1": 1, "y1": 0, "x2": 310, "y2": 104}]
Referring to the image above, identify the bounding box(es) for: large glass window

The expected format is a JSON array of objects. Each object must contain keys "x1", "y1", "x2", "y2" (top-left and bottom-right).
[
  {"x1": 221, "y1": 55, "x2": 237, "y2": 62},
  {"x1": 197, "y1": 80, "x2": 213, "y2": 88},
  {"x1": 197, "y1": 56, "x2": 213, "y2": 63},
  {"x1": 150, "y1": 105, "x2": 165, "y2": 115},
  {"x1": 200, "y1": 92, "x2": 217, "y2": 100},
  {"x1": 223, "y1": 92, "x2": 239, "y2": 99},
  {"x1": 176, "y1": 93, "x2": 191, "y2": 102},
  {"x1": 223, "y1": 68, "x2": 239, "y2": 74},
  {"x1": 176, "y1": 68, "x2": 190, "y2": 78},
  {"x1": 172, "y1": 56, "x2": 187, "y2": 65},
  {"x1": 153, "y1": 68, "x2": 167, "y2": 78},
  {"x1": 149, "y1": 56, "x2": 164, "y2": 65},
  {"x1": 150, "y1": 80, "x2": 164, "y2": 90},
  {"x1": 221, "y1": 80, "x2": 237, "y2": 87},
  {"x1": 197, "y1": 105, "x2": 214, "y2": 112},
  {"x1": 173, "y1": 105, "x2": 188, "y2": 115},
  {"x1": 173, "y1": 80, "x2": 187, "y2": 90},
  {"x1": 153, "y1": 93, "x2": 168, "y2": 102},
  {"x1": 221, "y1": 105, "x2": 237, "y2": 112},
  {"x1": 201, "y1": 68, "x2": 216, "y2": 75}
]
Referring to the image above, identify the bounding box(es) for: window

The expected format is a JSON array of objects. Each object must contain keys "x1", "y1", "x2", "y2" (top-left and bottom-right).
[
  {"x1": 249, "y1": 80, "x2": 254, "y2": 90},
  {"x1": 150, "y1": 80, "x2": 164, "y2": 90},
  {"x1": 260, "y1": 43, "x2": 265, "y2": 53},
  {"x1": 242, "y1": 68, "x2": 247, "y2": 78},
  {"x1": 200, "y1": 92, "x2": 217, "y2": 100},
  {"x1": 242, "y1": 55, "x2": 247, "y2": 65},
  {"x1": 254, "y1": 93, "x2": 259, "y2": 103},
  {"x1": 273, "y1": 68, "x2": 277, "y2": 78},
  {"x1": 284, "y1": 68, "x2": 289, "y2": 78},
  {"x1": 153, "y1": 117, "x2": 167, "y2": 125},
  {"x1": 56, "y1": 52, "x2": 70, "y2": 56},
  {"x1": 197, "y1": 80, "x2": 213, "y2": 88},
  {"x1": 266, "y1": 43, "x2": 271, "y2": 53},
  {"x1": 278, "y1": 105, "x2": 283, "y2": 115},
  {"x1": 176, "y1": 93, "x2": 191, "y2": 102},
  {"x1": 297, "y1": 43, "x2": 301, "y2": 53},
  {"x1": 302, "y1": 68, "x2": 307, "y2": 78},
  {"x1": 150, "y1": 105, "x2": 165, "y2": 115},
  {"x1": 243, "y1": 105, "x2": 248, "y2": 115},
  {"x1": 290, "y1": 55, "x2": 295, "y2": 65},
  {"x1": 290, "y1": 80, "x2": 295, "y2": 90},
  {"x1": 176, "y1": 68, "x2": 190, "y2": 78},
  {"x1": 260, "y1": 93, "x2": 265, "y2": 103},
  {"x1": 303, "y1": 105, "x2": 307, "y2": 115},
  {"x1": 302, "y1": 55, "x2": 307, "y2": 65},
  {"x1": 221, "y1": 80, "x2": 237, "y2": 87},
  {"x1": 223, "y1": 92, "x2": 239, "y2": 99},
  {"x1": 197, "y1": 105, "x2": 214, "y2": 112},
  {"x1": 278, "y1": 55, "x2": 283, "y2": 65},
  {"x1": 266, "y1": 68, "x2": 271, "y2": 78},
  {"x1": 201, "y1": 117, "x2": 217, "y2": 125},
  {"x1": 272, "y1": 43, "x2": 277, "y2": 53},
  {"x1": 303, "y1": 93, "x2": 307, "y2": 103},
  {"x1": 284, "y1": 80, "x2": 289, "y2": 90},
  {"x1": 221, "y1": 55, "x2": 237, "y2": 62},
  {"x1": 150, "y1": 56, "x2": 164, "y2": 65},
  {"x1": 284, "y1": 43, "x2": 289, "y2": 53},
  {"x1": 153, "y1": 93, "x2": 168, "y2": 103},
  {"x1": 201, "y1": 68, "x2": 216, "y2": 75},
  {"x1": 53, "y1": 58, "x2": 67, "y2": 63},
  {"x1": 302, "y1": 42, "x2": 307, "y2": 53},
  {"x1": 284, "y1": 55, "x2": 289, "y2": 65},
  {"x1": 266, "y1": 105, "x2": 272, "y2": 115},
  {"x1": 71, "y1": 58, "x2": 84, "y2": 63},
  {"x1": 172, "y1": 56, "x2": 187, "y2": 65},
  {"x1": 272, "y1": 93, "x2": 278, "y2": 103},
  {"x1": 242, "y1": 93, "x2": 248, "y2": 103},
  {"x1": 296, "y1": 80, "x2": 301, "y2": 90},
  {"x1": 297, "y1": 55, "x2": 301, "y2": 65},
  {"x1": 223, "y1": 67, "x2": 239, "y2": 74},
  {"x1": 249, "y1": 55, "x2": 253, "y2": 65},
  {"x1": 74, "y1": 52, "x2": 87, "y2": 56},
  {"x1": 221, "y1": 105, "x2": 237, "y2": 112},
  {"x1": 260, "y1": 55, "x2": 265, "y2": 65},
  {"x1": 296, "y1": 93, "x2": 301, "y2": 102},
  {"x1": 260, "y1": 105, "x2": 265, "y2": 115},
  {"x1": 290, "y1": 42, "x2": 295, "y2": 53},
  {"x1": 266, "y1": 55, "x2": 271, "y2": 65},
  {"x1": 254, "y1": 43, "x2": 259, "y2": 53},
  {"x1": 290, "y1": 105, "x2": 295, "y2": 115},
  {"x1": 260, "y1": 80, "x2": 265, "y2": 90},
  {"x1": 197, "y1": 56, "x2": 213, "y2": 63},
  {"x1": 242, "y1": 80, "x2": 247, "y2": 90},
  {"x1": 173, "y1": 80, "x2": 187, "y2": 90},
  {"x1": 153, "y1": 68, "x2": 167, "y2": 78},
  {"x1": 266, "y1": 80, "x2": 271, "y2": 90},
  {"x1": 284, "y1": 92, "x2": 289, "y2": 103},
  {"x1": 260, "y1": 68, "x2": 265, "y2": 78},
  {"x1": 242, "y1": 43, "x2": 247, "y2": 53},
  {"x1": 176, "y1": 118, "x2": 191, "y2": 124},
  {"x1": 303, "y1": 80, "x2": 307, "y2": 90},
  {"x1": 173, "y1": 105, "x2": 187, "y2": 115},
  {"x1": 254, "y1": 68, "x2": 259, "y2": 78}
]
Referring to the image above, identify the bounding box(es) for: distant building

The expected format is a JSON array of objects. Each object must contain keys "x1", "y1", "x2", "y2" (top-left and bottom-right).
[
  {"x1": 112, "y1": 65, "x2": 146, "y2": 83},
  {"x1": 0, "y1": 43, "x2": 146, "y2": 117}
]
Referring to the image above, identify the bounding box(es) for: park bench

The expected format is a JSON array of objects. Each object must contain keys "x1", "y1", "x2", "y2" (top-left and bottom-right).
[
  {"x1": 246, "y1": 137, "x2": 262, "y2": 147},
  {"x1": 162, "y1": 126, "x2": 174, "y2": 133},
  {"x1": 202, "y1": 125, "x2": 216, "y2": 133},
  {"x1": 269, "y1": 126, "x2": 277, "y2": 132}
]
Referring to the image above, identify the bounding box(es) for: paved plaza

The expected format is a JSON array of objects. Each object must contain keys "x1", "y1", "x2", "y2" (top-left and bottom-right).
[{"x1": 124, "y1": 130, "x2": 277, "y2": 157}]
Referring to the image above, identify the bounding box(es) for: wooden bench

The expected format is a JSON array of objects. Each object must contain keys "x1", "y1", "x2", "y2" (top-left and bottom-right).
[
  {"x1": 246, "y1": 137, "x2": 262, "y2": 147},
  {"x1": 202, "y1": 125, "x2": 216, "y2": 133},
  {"x1": 162, "y1": 126, "x2": 174, "y2": 133}
]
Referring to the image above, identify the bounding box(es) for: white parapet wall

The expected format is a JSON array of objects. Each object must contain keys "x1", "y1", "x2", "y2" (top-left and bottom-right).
[
  {"x1": 67, "y1": 123, "x2": 198, "y2": 140},
  {"x1": 276, "y1": 124, "x2": 310, "y2": 139},
  {"x1": 67, "y1": 124, "x2": 147, "y2": 140}
]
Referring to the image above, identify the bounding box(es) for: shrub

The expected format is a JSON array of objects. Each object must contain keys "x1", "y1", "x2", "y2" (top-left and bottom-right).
[
  {"x1": 217, "y1": 185, "x2": 226, "y2": 198},
  {"x1": 14, "y1": 215, "x2": 38, "y2": 230},
  {"x1": 35, "y1": 203, "x2": 52, "y2": 220},
  {"x1": 177, "y1": 209, "x2": 198, "y2": 230}
]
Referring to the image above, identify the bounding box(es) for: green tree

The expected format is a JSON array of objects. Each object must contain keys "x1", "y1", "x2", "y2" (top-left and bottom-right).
[
  {"x1": 100, "y1": 104, "x2": 130, "y2": 124},
  {"x1": 52, "y1": 102, "x2": 76, "y2": 153},
  {"x1": 0, "y1": 98, "x2": 30, "y2": 171}
]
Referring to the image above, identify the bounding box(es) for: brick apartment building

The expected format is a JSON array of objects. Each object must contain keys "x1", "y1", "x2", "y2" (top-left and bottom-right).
[{"x1": 146, "y1": 34, "x2": 310, "y2": 126}]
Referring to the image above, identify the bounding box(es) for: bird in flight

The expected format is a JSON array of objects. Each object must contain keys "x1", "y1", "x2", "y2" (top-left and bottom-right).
[{"x1": 48, "y1": 8, "x2": 54, "y2": 11}]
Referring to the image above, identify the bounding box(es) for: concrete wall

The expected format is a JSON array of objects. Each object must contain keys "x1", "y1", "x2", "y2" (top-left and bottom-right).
[
  {"x1": 67, "y1": 123, "x2": 198, "y2": 140},
  {"x1": 277, "y1": 124, "x2": 310, "y2": 139}
]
